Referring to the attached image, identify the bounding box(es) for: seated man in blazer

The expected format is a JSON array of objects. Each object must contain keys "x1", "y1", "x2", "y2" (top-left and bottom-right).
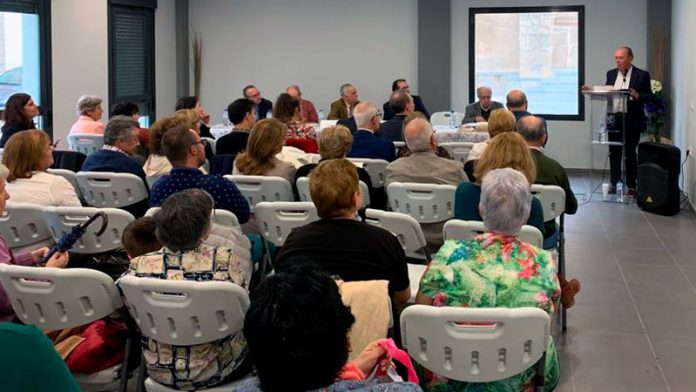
[
  {"x1": 347, "y1": 101, "x2": 396, "y2": 162},
  {"x1": 328, "y1": 83, "x2": 359, "y2": 120},
  {"x1": 377, "y1": 91, "x2": 414, "y2": 142},
  {"x1": 463, "y1": 86, "x2": 504, "y2": 124},
  {"x1": 243, "y1": 84, "x2": 273, "y2": 120},
  {"x1": 383, "y1": 78, "x2": 430, "y2": 120}
]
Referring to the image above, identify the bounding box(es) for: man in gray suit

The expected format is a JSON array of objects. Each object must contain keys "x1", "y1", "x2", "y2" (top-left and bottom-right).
[{"x1": 463, "y1": 86, "x2": 504, "y2": 124}]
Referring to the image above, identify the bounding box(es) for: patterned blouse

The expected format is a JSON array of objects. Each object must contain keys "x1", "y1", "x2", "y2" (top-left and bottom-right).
[
  {"x1": 418, "y1": 234, "x2": 561, "y2": 392},
  {"x1": 124, "y1": 244, "x2": 252, "y2": 390}
]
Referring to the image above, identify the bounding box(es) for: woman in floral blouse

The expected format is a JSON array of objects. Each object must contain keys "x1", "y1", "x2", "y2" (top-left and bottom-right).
[
  {"x1": 273, "y1": 92, "x2": 319, "y2": 153},
  {"x1": 415, "y1": 168, "x2": 561, "y2": 392}
]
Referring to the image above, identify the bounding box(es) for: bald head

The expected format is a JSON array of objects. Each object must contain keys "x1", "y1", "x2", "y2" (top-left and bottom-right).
[
  {"x1": 506, "y1": 89, "x2": 528, "y2": 111},
  {"x1": 404, "y1": 118, "x2": 435, "y2": 153},
  {"x1": 516, "y1": 115, "x2": 547, "y2": 147}
]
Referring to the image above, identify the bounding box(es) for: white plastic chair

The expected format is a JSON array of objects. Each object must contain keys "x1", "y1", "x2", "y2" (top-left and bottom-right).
[
  {"x1": 0, "y1": 202, "x2": 53, "y2": 252},
  {"x1": 145, "y1": 207, "x2": 240, "y2": 228},
  {"x1": 118, "y1": 274, "x2": 251, "y2": 392},
  {"x1": 296, "y1": 177, "x2": 371, "y2": 207},
  {"x1": 430, "y1": 111, "x2": 465, "y2": 127},
  {"x1": 254, "y1": 201, "x2": 319, "y2": 247},
  {"x1": 440, "y1": 142, "x2": 475, "y2": 164},
  {"x1": 347, "y1": 158, "x2": 389, "y2": 188},
  {"x1": 0, "y1": 264, "x2": 132, "y2": 391},
  {"x1": 393, "y1": 141, "x2": 405, "y2": 155},
  {"x1": 364, "y1": 208, "x2": 430, "y2": 261},
  {"x1": 387, "y1": 182, "x2": 456, "y2": 224},
  {"x1": 443, "y1": 219, "x2": 544, "y2": 248},
  {"x1": 202, "y1": 136, "x2": 216, "y2": 154},
  {"x1": 76, "y1": 172, "x2": 149, "y2": 208},
  {"x1": 224, "y1": 175, "x2": 293, "y2": 212},
  {"x1": 401, "y1": 305, "x2": 550, "y2": 389},
  {"x1": 67, "y1": 134, "x2": 104, "y2": 155},
  {"x1": 42, "y1": 206, "x2": 135, "y2": 254},
  {"x1": 47, "y1": 168, "x2": 85, "y2": 203}
]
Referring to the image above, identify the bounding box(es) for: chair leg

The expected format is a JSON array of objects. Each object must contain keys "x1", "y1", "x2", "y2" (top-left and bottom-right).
[
  {"x1": 559, "y1": 222, "x2": 567, "y2": 332},
  {"x1": 535, "y1": 352, "x2": 546, "y2": 392},
  {"x1": 119, "y1": 336, "x2": 133, "y2": 392}
]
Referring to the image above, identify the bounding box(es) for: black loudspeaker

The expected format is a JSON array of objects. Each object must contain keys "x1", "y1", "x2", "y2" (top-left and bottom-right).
[{"x1": 637, "y1": 142, "x2": 681, "y2": 216}]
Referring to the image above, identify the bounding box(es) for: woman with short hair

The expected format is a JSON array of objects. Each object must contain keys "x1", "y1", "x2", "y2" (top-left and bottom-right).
[
  {"x1": 0, "y1": 93, "x2": 40, "y2": 148},
  {"x1": 69, "y1": 95, "x2": 105, "y2": 135},
  {"x1": 466, "y1": 108, "x2": 516, "y2": 161},
  {"x1": 273, "y1": 93, "x2": 318, "y2": 153},
  {"x1": 233, "y1": 118, "x2": 296, "y2": 183}
]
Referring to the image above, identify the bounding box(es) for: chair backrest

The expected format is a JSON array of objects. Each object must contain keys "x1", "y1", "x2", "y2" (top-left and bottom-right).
[
  {"x1": 296, "y1": 177, "x2": 371, "y2": 207},
  {"x1": 47, "y1": 168, "x2": 85, "y2": 201},
  {"x1": 254, "y1": 201, "x2": 319, "y2": 246},
  {"x1": 75, "y1": 171, "x2": 149, "y2": 208},
  {"x1": 67, "y1": 134, "x2": 104, "y2": 155},
  {"x1": 440, "y1": 142, "x2": 475, "y2": 164},
  {"x1": 430, "y1": 111, "x2": 465, "y2": 127},
  {"x1": 202, "y1": 137, "x2": 216, "y2": 154},
  {"x1": 347, "y1": 158, "x2": 389, "y2": 188},
  {"x1": 145, "y1": 207, "x2": 240, "y2": 228},
  {"x1": 224, "y1": 175, "x2": 293, "y2": 212},
  {"x1": 443, "y1": 219, "x2": 544, "y2": 248},
  {"x1": 400, "y1": 305, "x2": 550, "y2": 382},
  {"x1": 387, "y1": 182, "x2": 456, "y2": 224},
  {"x1": 530, "y1": 184, "x2": 566, "y2": 222},
  {"x1": 365, "y1": 209, "x2": 427, "y2": 257},
  {"x1": 42, "y1": 206, "x2": 135, "y2": 253},
  {"x1": 118, "y1": 274, "x2": 249, "y2": 346},
  {"x1": 0, "y1": 202, "x2": 53, "y2": 251},
  {"x1": 0, "y1": 264, "x2": 123, "y2": 330}
]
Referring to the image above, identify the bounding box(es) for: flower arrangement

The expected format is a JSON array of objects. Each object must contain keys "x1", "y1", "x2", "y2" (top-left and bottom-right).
[{"x1": 643, "y1": 79, "x2": 666, "y2": 143}]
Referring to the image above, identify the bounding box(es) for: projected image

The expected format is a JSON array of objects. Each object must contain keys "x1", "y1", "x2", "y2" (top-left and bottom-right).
[{"x1": 472, "y1": 8, "x2": 583, "y2": 118}]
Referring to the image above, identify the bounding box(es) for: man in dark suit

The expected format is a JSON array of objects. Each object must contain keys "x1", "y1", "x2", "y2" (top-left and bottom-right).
[
  {"x1": 348, "y1": 102, "x2": 396, "y2": 162},
  {"x1": 243, "y1": 84, "x2": 273, "y2": 120},
  {"x1": 604, "y1": 46, "x2": 653, "y2": 195},
  {"x1": 463, "y1": 86, "x2": 504, "y2": 124},
  {"x1": 383, "y1": 79, "x2": 430, "y2": 120},
  {"x1": 378, "y1": 91, "x2": 414, "y2": 142}
]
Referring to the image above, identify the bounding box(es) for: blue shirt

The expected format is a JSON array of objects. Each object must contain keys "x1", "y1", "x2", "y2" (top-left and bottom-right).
[
  {"x1": 81, "y1": 149, "x2": 147, "y2": 183},
  {"x1": 150, "y1": 167, "x2": 250, "y2": 224}
]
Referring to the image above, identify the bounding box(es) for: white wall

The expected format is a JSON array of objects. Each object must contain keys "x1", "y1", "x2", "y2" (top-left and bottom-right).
[
  {"x1": 452, "y1": 0, "x2": 648, "y2": 169},
  {"x1": 671, "y1": 0, "x2": 696, "y2": 209},
  {"x1": 188, "y1": 0, "x2": 418, "y2": 123},
  {"x1": 51, "y1": 0, "x2": 177, "y2": 144}
]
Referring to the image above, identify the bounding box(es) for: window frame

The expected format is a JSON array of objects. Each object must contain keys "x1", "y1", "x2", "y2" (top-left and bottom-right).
[{"x1": 468, "y1": 5, "x2": 586, "y2": 121}]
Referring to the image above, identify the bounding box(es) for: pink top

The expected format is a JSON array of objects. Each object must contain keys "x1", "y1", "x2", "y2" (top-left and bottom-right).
[
  {"x1": 69, "y1": 115, "x2": 105, "y2": 135},
  {"x1": 0, "y1": 235, "x2": 35, "y2": 322}
]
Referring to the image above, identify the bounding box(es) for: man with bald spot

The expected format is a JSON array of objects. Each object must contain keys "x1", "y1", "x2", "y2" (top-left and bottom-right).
[{"x1": 507, "y1": 89, "x2": 548, "y2": 146}]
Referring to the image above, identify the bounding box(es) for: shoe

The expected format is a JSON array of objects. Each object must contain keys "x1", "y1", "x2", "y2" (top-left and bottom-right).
[{"x1": 560, "y1": 278, "x2": 581, "y2": 308}]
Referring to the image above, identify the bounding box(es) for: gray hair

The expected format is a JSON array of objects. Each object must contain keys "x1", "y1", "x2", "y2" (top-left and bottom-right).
[
  {"x1": 104, "y1": 115, "x2": 139, "y2": 145},
  {"x1": 0, "y1": 164, "x2": 8, "y2": 181},
  {"x1": 340, "y1": 83, "x2": 354, "y2": 97},
  {"x1": 353, "y1": 101, "x2": 378, "y2": 128},
  {"x1": 388, "y1": 91, "x2": 412, "y2": 114},
  {"x1": 476, "y1": 86, "x2": 492, "y2": 97},
  {"x1": 77, "y1": 95, "x2": 103, "y2": 116},
  {"x1": 480, "y1": 168, "x2": 532, "y2": 236},
  {"x1": 516, "y1": 115, "x2": 546, "y2": 143},
  {"x1": 154, "y1": 189, "x2": 214, "y2": 251},
  {"x1": 404, "y1": 118, "x2": 433, "y2": 152}
]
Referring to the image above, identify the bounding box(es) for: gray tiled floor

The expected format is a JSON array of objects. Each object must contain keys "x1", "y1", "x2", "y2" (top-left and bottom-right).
[{"x1": 554, "y1": 174, "x2": 696, "y2": 392}]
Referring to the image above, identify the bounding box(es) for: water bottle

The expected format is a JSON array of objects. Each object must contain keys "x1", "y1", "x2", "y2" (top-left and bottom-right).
[
  {"x1": 223, "y1": 109, "x2": 230, "y2": 126},
  {"x1": 449, "y1": 110, "x2": 456, "y2": 128},
  {"x1": 318, "y1": 109, "x2": 325, "y2": 121},
  {"x1": 616, "y1": 180, "x2": 624, "y2": 203}
]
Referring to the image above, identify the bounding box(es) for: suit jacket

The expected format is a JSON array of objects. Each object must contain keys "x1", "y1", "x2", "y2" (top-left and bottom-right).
[
  {"x1": 348, "y1": 129, "x2": 396, "y2": 162},
  {"x1": 337, "y1": 117, "x2": 358, "y2": 134},
  {"x1": 463, "y1": 101, "x2": 504, "y2": 124},
  {"x1": 377, "y1": 114, "x2": 407, "y2": 142},
  {"x1": 605, "y1": 66, "x2": 652, "y2": 131},
  {"x1": 300, "y1": 99, "x2": 319, "y2": 123},
  {"x1": 328, "y1": 99, "x2": 356, "y2": 120},
  {"x1": 256, "y1": 98, "x2": 273, "y2": 120},
  {"x1": 383, "y1": 95, "x2": 430, "y2": 121}
]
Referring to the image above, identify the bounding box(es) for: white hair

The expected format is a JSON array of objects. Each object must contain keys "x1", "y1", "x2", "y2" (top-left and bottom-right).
[
  {"x1": 404, "y1": 118, "x2": 433, "y2": 152},
  {"x1": 340, "y1": 83, "x2": 354, "y2": 97},
  {"x1": 479, "y1": 168, "x2": 532, "y2": 235},
  {"x1": 0, "y1": 164, "x2": 8, "y2": 181},
  {"x1": 77, "y1": 94, "x2": 103, "y2": 115},
  {"x1": 353, "y1": 102, "x2": 377, "y2": 129}
]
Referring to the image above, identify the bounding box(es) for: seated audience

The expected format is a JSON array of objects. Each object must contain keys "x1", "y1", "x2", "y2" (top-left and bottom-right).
[
  {"x1": 121, "y1": 217, "x2": 161, "y2": 259},
  {"x1": 69, "y1": 95, "x2": 105, "y2": 135},
  {"x1": 275, "y1": 159, "x2": 411, "y2": 311},
  {"x1": 150, "y1": 125, "x2": 250, "y2": 224},
  {"x1": 243, "y1": 84, "x2": 273, "y2": 120},
  {"x1": 233, "y1": 118, "x2": 296, "y2": 184},
  {"x1": 121, "y1": 189, "x2": 252, "y2": 390},
  {"x1": 383, "y1": 78, "x2": 430, "y2": 121},
  {"x1": 173, "y1": 108, "x2": 214, "y2": 161},
  {"x1": 378, "y1": 91, "x2": 414, "y2": 142},
  {"x1": 0, "y1": 93, "x2": 39, "y2": 148},
  {"x1": 244, "y1": 262, "x2": 421, "y2": 392},
  {"x1": 416, "y1": 168, "x2": 561, "y2": 391},
  {"x1": 467, "y1": 108, "x2": 516, "y2": 161},
  {"x1": 110, "y1": 100, "x2": 149, "y2": 148},
  {"x1": 386, "y1": 117, "x2": 466, "y2": 251},
  {"x1": 0, "y1": 163, "x2": 70, "y2": 322},
  {"x1": 273, "y1": 93, "x2": 318, "y2": 153},
  {"x1": 286, "y1": 84, "x2": 319, "y2": 123},
  {"x1": 463, "y1": 86, "x2": 504, "y2": 124},
  {"x1": 2, "y1": 130, "x2": 81, "y2": 207},
  {"x1": 175, "y1": 95, "x2": 213, "y2": 139},
  {"x1": 395, "y1": 113, "x2": 451, "y2": 159},
  {"x1": 517, "y1": 115, "x2": 578, "y2": 249},
  {"x1": 328, "y1": 83, "x2": 360, "y2": 120},
  {"x1": 348, "y1": 102, "x2": 396, "y2": 162},
  {"x1": 216, "y1": 98, "x2": 256, "y2": 155},
  {"x1": 507, "y1": 89, "x2": 548, "y2": 146}
]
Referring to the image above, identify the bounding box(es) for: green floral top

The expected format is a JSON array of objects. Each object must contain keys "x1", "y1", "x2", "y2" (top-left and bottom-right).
[{"x1": 418, "y1": 234, "x2": 561, "y2": 392}]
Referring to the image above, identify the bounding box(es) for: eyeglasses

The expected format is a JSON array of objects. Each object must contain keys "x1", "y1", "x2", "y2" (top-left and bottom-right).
[{"x1": 191, "y1": 139, "x2": 208, "y2": 147}]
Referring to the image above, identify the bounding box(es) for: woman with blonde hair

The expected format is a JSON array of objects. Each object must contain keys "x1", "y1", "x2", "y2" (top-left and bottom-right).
[
  {"x1": 2, "y1": 130, "x2": 81, "y2": 207},
  {"x1": 233, "y1": 119, "x2": 296, "y2": 183},
  {"x1": 466, "y1": 108, "x2": 516, "y2": 161}
]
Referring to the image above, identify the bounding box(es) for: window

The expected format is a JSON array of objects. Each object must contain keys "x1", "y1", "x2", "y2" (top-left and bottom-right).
[
  {"x1": 469, "y1": 6, "x2": 585, "y2": 120},
  {"x1": 0, "y1": 0, "x2": 52, "y2": 131},
  {"x1": 108, "y1": 0, "x2": 156, "y2": 127}
]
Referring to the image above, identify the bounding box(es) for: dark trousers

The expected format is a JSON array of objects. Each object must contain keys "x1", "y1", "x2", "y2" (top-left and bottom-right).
[{"x1": 608, "y1": 113, "x2": 642, "y2": 188}]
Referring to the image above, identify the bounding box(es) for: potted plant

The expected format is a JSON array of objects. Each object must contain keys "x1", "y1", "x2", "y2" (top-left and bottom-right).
[{"x1": 643, "y1": 79, "x2": 666, "y2": 143}]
